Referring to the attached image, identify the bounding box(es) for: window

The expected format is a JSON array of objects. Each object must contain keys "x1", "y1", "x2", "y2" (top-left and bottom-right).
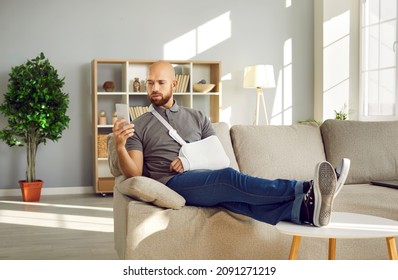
[{"x1": 360, "y1": 0, "x2": 397, "y2": 120}]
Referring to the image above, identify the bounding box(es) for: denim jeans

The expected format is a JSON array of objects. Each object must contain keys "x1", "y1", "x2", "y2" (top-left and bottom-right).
[{"x1": 166, "y1": 167, "x2": 305, "y2": 225}]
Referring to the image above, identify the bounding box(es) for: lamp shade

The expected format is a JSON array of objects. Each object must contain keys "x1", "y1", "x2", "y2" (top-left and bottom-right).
[{"x1": 243, "y1": 65, "x2": 276, "y2": 88}]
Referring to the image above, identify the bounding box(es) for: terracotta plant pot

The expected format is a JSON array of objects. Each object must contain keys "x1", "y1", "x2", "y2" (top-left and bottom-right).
[{"x1": 19, "y1": 180, "x2": 43, "y2": 202}]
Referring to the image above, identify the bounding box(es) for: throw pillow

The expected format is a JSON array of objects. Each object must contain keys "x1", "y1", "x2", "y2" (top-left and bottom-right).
[{"x1": 116, "y1": 176, "x2": 186, "y2": 210}]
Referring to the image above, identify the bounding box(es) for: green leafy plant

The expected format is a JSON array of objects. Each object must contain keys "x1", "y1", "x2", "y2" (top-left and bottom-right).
[
  {"x1": 334, "y1": 110, "x2": 348, "y2": 120},
  {"x1": 0, "y1": 52, "x2": 70, "y2": 182},
  {"x1": 297, "y1": 119, "x2": 322, "y2": 126}
]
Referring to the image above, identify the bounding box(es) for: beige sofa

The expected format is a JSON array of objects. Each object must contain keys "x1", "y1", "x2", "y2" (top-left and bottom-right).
[{"x1": 108, "y1": 119, "x2": 398, "y2": 260}]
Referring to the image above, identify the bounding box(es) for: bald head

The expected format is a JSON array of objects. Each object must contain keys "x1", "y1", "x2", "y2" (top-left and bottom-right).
[
  {"x1": 148, "y1": 61, "x2": 176, "y2": 80},
  {"x1": 146, "y1": 61, "x2": 177, "y2": 108}
]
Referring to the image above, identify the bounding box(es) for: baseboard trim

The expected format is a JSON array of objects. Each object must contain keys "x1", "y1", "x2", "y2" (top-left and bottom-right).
[{"x1": 0, "y1": 186, "x2": 94, "y2": 197}]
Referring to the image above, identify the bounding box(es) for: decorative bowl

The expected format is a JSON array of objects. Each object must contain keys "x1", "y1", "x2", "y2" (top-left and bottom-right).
[
  {"x1": 193, "y1": 83, "x2": 215, "y2": 93},
  {"x1": 102, "y1": 81, "x2": 115, "y2": 92}
]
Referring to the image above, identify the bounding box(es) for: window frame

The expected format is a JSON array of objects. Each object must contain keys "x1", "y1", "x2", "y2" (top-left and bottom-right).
[{"x1": 359, "y1": 0, "x2": 398, "y2": 121}]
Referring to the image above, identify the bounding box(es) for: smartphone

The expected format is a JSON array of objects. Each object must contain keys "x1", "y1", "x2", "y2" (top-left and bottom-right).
[{"x1": 115, "y1": 103, "x2": 130, "y2": 124}]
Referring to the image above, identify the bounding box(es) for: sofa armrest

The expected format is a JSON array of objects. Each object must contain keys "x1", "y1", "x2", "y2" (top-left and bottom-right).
[
  {"x1": 107, "y1": 133, "x2": 123, "y2": 177},
  {"x1": 116, "y1": 176, "x2": 186, "y2": 210}
]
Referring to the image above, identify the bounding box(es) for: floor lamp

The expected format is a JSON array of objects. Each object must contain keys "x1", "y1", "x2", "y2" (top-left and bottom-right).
[{"x1": 243, "y1": 65, "x2": 276, "y2": 125}]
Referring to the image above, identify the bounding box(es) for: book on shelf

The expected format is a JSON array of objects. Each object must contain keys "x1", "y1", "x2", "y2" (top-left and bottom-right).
[
  {"x1": 182, "y1": 74, "x2": 189, "y2": 92},
  {"x1": 174, "y1": 74, "x2": 190, "y2": 93},
  {"x1": 175, "y1": 74, "x2": 181, "y2": 92},
  {"x1": 129, "y1": 106, "x2": 149, "y2": 120},
  {"x1": 174, "y1": 74, "x2": 180, "y2": 92}
]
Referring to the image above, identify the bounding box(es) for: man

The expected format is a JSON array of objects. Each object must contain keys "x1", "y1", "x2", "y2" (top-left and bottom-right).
[{"x1": 113, "y1": 60, "x2": 350, "y2": 227}]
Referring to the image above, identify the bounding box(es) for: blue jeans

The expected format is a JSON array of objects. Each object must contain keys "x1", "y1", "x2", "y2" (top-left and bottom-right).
[{"x1": 166, "y1": 167, "x2": 305, "y2": 225}]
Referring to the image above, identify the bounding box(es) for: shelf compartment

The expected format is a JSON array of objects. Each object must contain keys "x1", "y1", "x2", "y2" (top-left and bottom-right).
[
  {"x1": 96, "y1": 62, "x2": 127, "y2": 93},
  {"x1": 97, "y1": 177, "x2": 114, "y2": 192}
]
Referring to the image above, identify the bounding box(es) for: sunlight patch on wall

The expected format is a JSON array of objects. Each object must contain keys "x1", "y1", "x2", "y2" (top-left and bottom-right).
[
  {"x1": 324, "y1": 36, "x2": 350, "y2": 92},
  {"x1": 222, "y1": 73, "x2": 232, "y2": 81},
  {"x1": 324, "y1": 80, "x2": 349, "y2": 120},
  {"x1": 324, "y1": 10, "x2": 350, "y2": 47},
  {"x1": 164, "y1": 12, "x2": 231, "y2": 60},
  {"x1": 219, "y1": 73, "x2": 232, "y2": 124},
  {"x1": 283, "y1": 38, "x2": 293, "y2": 124},
  {"x1": 164, "y1": 30, "x2": 197, "y2": 60},
  {"x1": 323, "y1": 10, "x2": 350, "y2": 120},
  {"x1": 220, "y1": 106, "x2": 232, "y2": 125},
  {"x1": 197, "y1": 12, "x2": 231, "y2": 54},
  {"x1": 284, "y1": 38, "x2": 292, "y2": 65},
  {"x1": 272, "y1": 70, "x2": 284, "y2": 124},
  {"x1": 283, "y1": 64, "x2": 293, "y2": 123},
  {"x1": 272, "y1": 38, "x2": 292, "y2": 125}
]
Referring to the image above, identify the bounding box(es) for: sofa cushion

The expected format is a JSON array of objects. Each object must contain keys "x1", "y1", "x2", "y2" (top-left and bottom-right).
[
  {"x1": 321, "y1": 119, "x2": 398, "y2": 184},
  {"x1": 116, "y1": 176, "x2": 186, "y2": 209},
  {"x1": 230, "y1": 124, "x2": 326, "y2": 180},
  {"x1": 334, "y1": 183, "x2": 398, "y2": 222}
]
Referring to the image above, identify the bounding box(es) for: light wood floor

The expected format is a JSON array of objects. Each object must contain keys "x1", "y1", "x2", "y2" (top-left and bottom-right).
[{"x1": 0, "y1": 193, "x2": 119, "y2": 260}]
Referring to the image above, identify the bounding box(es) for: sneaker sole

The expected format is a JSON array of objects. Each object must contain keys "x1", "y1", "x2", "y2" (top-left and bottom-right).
[
  {"x1": 313, "y1": 162, "x2": 337, "y2": 227},
  {"x1": 334, "y1": 158, "x2": 350, "y2": 198}
]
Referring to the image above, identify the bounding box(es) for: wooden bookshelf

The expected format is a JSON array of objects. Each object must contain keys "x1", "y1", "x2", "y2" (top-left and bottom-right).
[{"x1": 91, "y1": 59, "x2": 222, "y2": 195}]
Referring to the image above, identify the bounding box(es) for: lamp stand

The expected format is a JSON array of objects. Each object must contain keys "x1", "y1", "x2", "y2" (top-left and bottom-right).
[{"x1": 254, "y1": 87, "x2": 269, "y2": 125}]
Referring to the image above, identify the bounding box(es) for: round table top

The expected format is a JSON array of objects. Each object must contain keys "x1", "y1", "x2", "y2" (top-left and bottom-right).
[{"x1": 276, "y1": 212, "x2": 398, "y2": 239}]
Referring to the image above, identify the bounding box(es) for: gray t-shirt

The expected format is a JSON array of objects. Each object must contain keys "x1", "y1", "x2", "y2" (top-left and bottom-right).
[{"x1": 125, "y1": 102, "x2": 215, "y2": 184}]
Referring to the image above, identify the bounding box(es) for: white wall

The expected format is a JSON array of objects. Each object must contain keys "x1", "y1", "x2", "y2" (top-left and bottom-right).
[
  {"x1": 0, "y1": 0, "x2": 314, "y2": 190},
  {"x1": 314, "y1": 0, "x2": 360, "y2": 121}
]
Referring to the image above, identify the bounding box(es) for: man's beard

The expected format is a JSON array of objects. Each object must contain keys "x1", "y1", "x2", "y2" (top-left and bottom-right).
[{"x1": 149, "y1": 89, "x2": 173, "y2": 107}]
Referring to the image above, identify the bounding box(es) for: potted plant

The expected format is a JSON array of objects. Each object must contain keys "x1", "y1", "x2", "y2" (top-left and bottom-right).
[{"x1": 0, "y1": 52, "x2": 70, "y2": 202}]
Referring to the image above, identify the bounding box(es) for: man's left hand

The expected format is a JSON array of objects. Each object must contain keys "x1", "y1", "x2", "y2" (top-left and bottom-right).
[{"x1": 170, "y1": 157, "x2": 184, "y2": 173}]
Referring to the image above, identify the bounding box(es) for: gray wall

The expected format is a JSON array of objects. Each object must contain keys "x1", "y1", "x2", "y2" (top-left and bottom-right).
[{"x1": 0, "y1": 0, "x2": 314, "y2": 190}]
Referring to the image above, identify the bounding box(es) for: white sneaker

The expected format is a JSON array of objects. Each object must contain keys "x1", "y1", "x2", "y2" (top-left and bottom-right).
[
  {"x1": 334, "y1": 158, "x2": 350, "y2": 198},
  {"x1": 312, "y1": 161, "x2": 337, "y2": 227}
]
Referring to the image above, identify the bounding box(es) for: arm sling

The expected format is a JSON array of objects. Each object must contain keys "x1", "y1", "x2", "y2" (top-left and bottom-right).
[{"x1": 149, "y1": 105, "x2": 230, "y2": 171}]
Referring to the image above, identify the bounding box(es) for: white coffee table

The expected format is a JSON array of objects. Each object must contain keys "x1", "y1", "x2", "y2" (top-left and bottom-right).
[{"x1": 276, "y1": 212, "x2": 398, "y2": 260}]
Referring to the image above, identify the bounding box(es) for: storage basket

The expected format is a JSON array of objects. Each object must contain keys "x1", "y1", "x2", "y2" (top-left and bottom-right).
[{"x1": 98, "y1": 134, "x2": 108, "y2": 158}]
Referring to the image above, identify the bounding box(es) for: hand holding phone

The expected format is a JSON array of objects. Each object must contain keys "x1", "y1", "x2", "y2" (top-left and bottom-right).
[
  {"x1": 115, "y1": 103, "x2": 130, "y2": 125},
  {"x1": 114, "y1": 104, "x2": 134, "y2": 145}
]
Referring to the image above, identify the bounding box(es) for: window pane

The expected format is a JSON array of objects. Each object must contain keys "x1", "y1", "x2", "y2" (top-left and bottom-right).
[
  {"x1": 363, "y1": 69, "x2": 396, "y2": 116},
  {"x1": 380, "y1": 20, "x2": 396, "y2": 69},
  {"x1": 361, "y1": 25, "x2": 379, "y2": 71},
  {"x1": 363, "y1": 0, "x2": 380, "y2": 26},
  {"x1": 381, "y1": 0, "x2": 397, "y2": 21},
  {"x1": 379, "y1": 68, "x2": 396, "y2": 115},
  {"x1": 363, "y1": 71, "x2": 379, "y2": 116}
]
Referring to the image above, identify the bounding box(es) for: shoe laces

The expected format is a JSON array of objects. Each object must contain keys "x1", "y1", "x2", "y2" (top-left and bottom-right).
[
  {"x1": 301, "y1": 181, "x2": 314, "y2": 225},
  {"x1": 303, "y1": 181, "x2": 314, "y2": 205},
  {"x1": 335, "y1": 165, "x2": 342, "y2": 180}
]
